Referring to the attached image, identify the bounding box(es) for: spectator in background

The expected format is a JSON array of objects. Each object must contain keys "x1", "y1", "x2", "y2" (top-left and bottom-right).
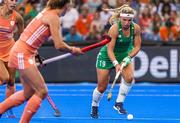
[
  {"x1": 129, "y1": 0, "x2": 139, "y2": 23},
  {"x1": 152, "y1": 12, "x2": 162, "y2": 28},
  {"x1": 61, "y1": 3, "x2": 79, "y2": 36},
  {"x1": 17, "y1": 0, "x2": 39, "y2": 26},
  {"x1": 18, "y1": 7, "x2": 25, "y2": 18},
  {"x1": 159, "y1": 19, "x2": 178, "y2": 42},
  {"x1": 23, "y1": 0, "x2": 33, "y2": 15},
  {"x1": 172, "y1": 0, "x2": 180, "y2": 40},
  {"x1": 73, "y1": 0, "x2": 85, "y2": 11},
  {"x1": 85, "y1": 26, "x2": 101, "y2": 42},
  {"x1": 170, "y1": 10, "x2": 178, "y2": 22},
  {"x1": 177, "y1": 29, "x2": 180, "y2": 40},
  {"x1": 116, "y1": 0, "x2": 131, "y2": 7},
  {"x1": 65, "y1": 25, "x2": 83, "y2": 42},
  {"x1": 138, "y1": 0, "x2": 150, "y2": 4},
  {"x1": 139, "y1": 5, "x2": 152, "y2": 39},
  {"x1": 151, "y1": 26, "x2": 161, "y2": 41},
  {"x1": 148, "y1": 1, "x2": 158, "y2": 15},
  {"x1": 108, "y1": 0, "x2": 116, "y2": 8},
  {"x1": 17, "y1": 7, "x2": 31, "y2": 26},
  {"x1": 129, "y1": 0, "x2": 139, "y2": 11},
  {"x1": 87, "y1": 0, "x2": 102, "y2": 12},
  {"x1": 28, "y1": 2, "x2": 38, "y2": 19},
  {"x1": 97, "y1": 0, "x2": 112, "y2": 11},
  {"x1": 175, "y1": 0, "x2": 180, "y2": 11},
  {"x1": 146, "y1": 25, "x2": 161, "y2": 41},
  {"x1": 158, "y1": 0, "x2": 176, "y2": 21},
  {"x1": 13, "y1": 0, "x2": 179, "y2": 43},
  {"x1": 90, "y1": 11, "x2": 104, "y2": 34},
  {"x1": 146, "y1": 12, "x2": 162, "y2": 41},
  {"x1": 75, "y1": 4, "x2": 93, "y2": 37},
  {"x1": 100, "y1": 3, "x2": 113, "y2": 28},
  {"x1": 85, "y1": 11, "x2": 103, "y2": 42},
  {"x1": 152, "y1": 0, "x2": 160, "y2": 5}
]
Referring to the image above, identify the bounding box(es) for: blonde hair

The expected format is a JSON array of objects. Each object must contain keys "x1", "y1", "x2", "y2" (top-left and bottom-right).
[{"x1": 105, "y1": 4, "x2": 135, "y2": 25}]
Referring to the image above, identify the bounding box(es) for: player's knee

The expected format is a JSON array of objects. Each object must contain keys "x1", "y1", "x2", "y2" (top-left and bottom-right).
[
  {"x1": 37, "y1": 88, "x2": 48, "y2": 99},
  {"x1": 124, "y1": 76, "x2": 134, "y2": 84},
  {"x1": 97, "y1": 86, "x2": 106, "y2": 93},
  {"x1": 41, "y1": 88, "x2": 48, "y2": 99},
  {"x1": 24, "y1": 92, "x2": 34, "y2": 100}
]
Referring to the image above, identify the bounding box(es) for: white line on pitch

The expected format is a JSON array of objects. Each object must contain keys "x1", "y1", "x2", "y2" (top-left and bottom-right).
[{"x1": 31, "y1": 116, "x2": 180, "y2": 121}]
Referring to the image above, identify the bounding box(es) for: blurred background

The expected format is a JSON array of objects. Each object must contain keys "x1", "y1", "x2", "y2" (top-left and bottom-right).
[{"x1": 2, "y1": 0, "x2": 179, "y2": 83}]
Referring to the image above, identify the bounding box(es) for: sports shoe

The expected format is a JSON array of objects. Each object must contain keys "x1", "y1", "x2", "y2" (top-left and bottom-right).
[
  {"x1": 6, "y1": 108, "x2": 16, "y2": 118},
  {"x1": 113, "y1": 102, "x2": 127, "y2": 114},
  {"x1": 90, "y1": 106, "x2": 99, "y2": 119}
]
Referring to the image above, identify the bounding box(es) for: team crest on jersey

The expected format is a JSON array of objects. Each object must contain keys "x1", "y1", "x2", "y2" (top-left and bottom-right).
[
  {"x1": 118, "y1": 35, "x2": 123, "y2": 42},
  {"x1": 10, "y1": 21, "x2": 15, "y2": 26}
]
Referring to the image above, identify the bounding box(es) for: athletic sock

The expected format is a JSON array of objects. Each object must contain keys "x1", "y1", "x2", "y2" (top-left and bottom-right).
[
  {"x1": 19, "y1": 94, "x2": 42, "y2": 123},
  {"x1": 92, "y1": 88, "x2": 103, "y2": 107},
  {"x1": 116, "y1": 79, "x2": 134, "y2": 103}
]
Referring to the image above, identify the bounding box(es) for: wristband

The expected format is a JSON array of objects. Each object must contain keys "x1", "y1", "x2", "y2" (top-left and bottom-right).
[{"x1": 112, "y1": 60, "x2": 119, "y2": 67}]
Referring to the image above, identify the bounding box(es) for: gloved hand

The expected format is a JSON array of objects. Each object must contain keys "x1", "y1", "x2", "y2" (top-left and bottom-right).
[{"x1": 122, "y1": 56, "x2": 131, "y2": 67}]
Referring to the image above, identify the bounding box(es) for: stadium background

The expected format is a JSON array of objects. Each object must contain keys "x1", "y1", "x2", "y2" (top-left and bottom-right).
[{"x1": 2, "y1": 0, "x2": 179, "y2": 83}]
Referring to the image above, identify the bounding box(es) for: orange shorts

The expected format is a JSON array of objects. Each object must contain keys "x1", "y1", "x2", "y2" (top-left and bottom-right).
[
  {"x1": 8, "y1": 41, "x2": 36, "y2": 70},
  {"x1": 0, "y1": 40, "x2": 15, "y2": 62}
]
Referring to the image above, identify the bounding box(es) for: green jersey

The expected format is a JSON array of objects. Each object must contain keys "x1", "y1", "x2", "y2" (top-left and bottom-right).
[{"x1": 96, "y1": 21, "x2": 134, "y2": 69}]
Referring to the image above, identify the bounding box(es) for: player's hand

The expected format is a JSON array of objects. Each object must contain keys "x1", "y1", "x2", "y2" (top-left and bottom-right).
[
  {"x1": 35, "y1": 54, "x2": 46, "y2": 67},
  {"x1": 71, "y1": 46, "x2": 84, "y2": 55},
  {"x1": 122, "y1": 56, "x2": 131, "y2": 67},
  {"x1": 115, "y1": 64, "x2": 122, "y2": 73}
]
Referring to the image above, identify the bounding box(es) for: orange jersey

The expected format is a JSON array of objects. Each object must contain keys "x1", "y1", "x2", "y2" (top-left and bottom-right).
[
  {"x1": 75, "y1": 14, "x2": 93, "y2": 36},
  {"x1": 19, "y1": 10, "x2": 50, "y2": 53},
  {"x1": 9, "y1": 10, "x2": 51, "y2": 69},
  {"x1": 159, "y1": 26, "x2": 178, "y2": 41},
  {"x1": 0, "y1": 10, "x2": 16, "y2": 62}
]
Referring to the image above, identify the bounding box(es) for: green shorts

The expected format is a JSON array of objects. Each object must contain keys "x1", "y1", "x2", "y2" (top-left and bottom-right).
[{"x1": 96, "y1": 52, "x2": 128, "y2": 69}]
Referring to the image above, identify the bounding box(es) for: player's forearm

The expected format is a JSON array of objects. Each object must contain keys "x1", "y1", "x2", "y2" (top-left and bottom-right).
[
  {"x1": 108, "y1": 52, "x2": 116, "y2": 62},
  {"x1": 55, "y1": 42, "x2": 73, "y2": 53},
  {"x1": 108, "y1": 49, "x2": 118, "y2": 66},
  {"x1": 129, "y1": 46, "x2": 141, "y2": 58}
]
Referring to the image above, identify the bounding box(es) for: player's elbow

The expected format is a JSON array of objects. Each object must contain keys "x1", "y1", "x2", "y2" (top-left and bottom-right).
[{"x1": 125, "y1": 76, "x2": 134, "y2": 84}]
